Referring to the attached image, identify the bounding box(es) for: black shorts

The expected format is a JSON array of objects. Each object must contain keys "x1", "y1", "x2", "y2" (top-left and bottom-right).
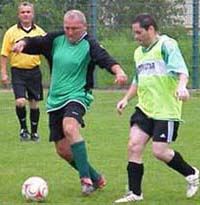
[
  {"x1": 49, "y1": 101, "x2": 86, "y2": 142},
  {"x1": 11, "y1": 67, "x2": 43, "y2": 101},
  {"x1": 130, "y1": 107, "x2": 179, "y2": 143}
]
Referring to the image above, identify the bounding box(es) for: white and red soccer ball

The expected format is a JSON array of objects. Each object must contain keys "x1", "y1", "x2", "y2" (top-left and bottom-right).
[{"x1": 22, "y1": 176, "x2": 48, "y2": 202}]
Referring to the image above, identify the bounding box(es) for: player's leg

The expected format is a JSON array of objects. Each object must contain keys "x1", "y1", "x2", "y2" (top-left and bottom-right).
[
  {"x1": 55, "y1": 136, "x2": 104, "y2": 188},
  {"x1": 11, "y1": 68, "x2": 29, "y2": 140},
  {"x1": 152, "y1": 120, "x2": 199, "y2": 198},
  {"x1": 27, "y1": 67, "x2": 43, "y2": 141},
  {"x1": 115, "y1": 125, "x2": 149, "y2": 203},
  {"x1": 62, "y1": 115, "x2": 95, "y2": 195},
  {"x1": 12, "y1": 84, "x2": 29, "y2": 140},
  {"x1": 127, "y1": 125, "x2": 149, "y2": 194},
  {"x1": 29, "y1": 100, "x2": 40, "y2": 141},
  {"x1": 15, "y1": 96, "x2": 29, "y2": 141},
  {"x1": 63, "y1": 102, "x2": 106, "y2": 194},
  {"x1": 115, "y1": 108, "x2": 151, "y2": 203},
  {"x1": 50, "y1": 102, "x2": 102, "y2": 195}
]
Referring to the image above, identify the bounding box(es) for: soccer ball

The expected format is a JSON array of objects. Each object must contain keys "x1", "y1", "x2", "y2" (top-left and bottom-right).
[{"x1": 22, "y1": 176, "x2": 48, "y2": 202}]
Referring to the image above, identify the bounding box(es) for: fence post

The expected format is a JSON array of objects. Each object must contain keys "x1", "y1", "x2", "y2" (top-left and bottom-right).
[
  {"x1": 192, "y1": 0, "x2": 199, "y2": 89},
  {"x1": 90, "y1": 0, "x2": 97, "y2": 40},
  {"x1": 89, "y1": 0, "x2": 98, "y2": 87}
]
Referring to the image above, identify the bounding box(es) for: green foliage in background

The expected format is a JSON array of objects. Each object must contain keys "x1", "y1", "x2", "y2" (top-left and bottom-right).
[
  {"x1": 0, "y1": 0, "x2": 185, "y2": 31},
  {"x1": 98, "y1": 0, "x2": 185, "y2": 29},
  {"x1": 0, "y1": 0, "x2": 89, "y2": 31},
  {"x1": 0, "y1": 0, "x2": 63, "y2": 31},
  {"x1": 0, "y1": 0, "x2": 199, "y2": 88}
]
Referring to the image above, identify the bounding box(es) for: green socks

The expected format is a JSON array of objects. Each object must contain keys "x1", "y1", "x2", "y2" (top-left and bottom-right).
[
  {"x1": 70, "y1": 141, "x2": 90, "y2": 178},
  {"x1": 70, "y1": 141, "x2": 100, "y2": 180},
  {"x1": 69, "y1": 160, "x2": 100, "y2": 181}
]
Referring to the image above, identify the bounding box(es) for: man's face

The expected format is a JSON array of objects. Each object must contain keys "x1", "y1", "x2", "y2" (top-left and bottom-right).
[
  {"x1": 63, "y1": 17, "x2": 86, "y2": 43},
  {"x1": 18, "y1": 5, "x2": 34, "y2": 25},
  {"x1": 132, "y1": 23, "x2": 152, "y2": 47}
]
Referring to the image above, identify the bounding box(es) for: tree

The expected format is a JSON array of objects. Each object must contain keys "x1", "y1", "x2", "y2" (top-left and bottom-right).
[
  {"x1": 98, "y1": 0, "x2": 186, "y2": 29},
  {"x1": 0, "y1": 0, "x2": 88, "y2": 31}
]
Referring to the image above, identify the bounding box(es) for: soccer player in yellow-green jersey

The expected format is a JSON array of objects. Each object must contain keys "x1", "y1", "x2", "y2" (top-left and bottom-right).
[
  {"x1": 1, "y1": 2, "x2": 45, "y2": 141},
  {"x1": 115, "y1": 13, "x2": 199, "y2": 203}
]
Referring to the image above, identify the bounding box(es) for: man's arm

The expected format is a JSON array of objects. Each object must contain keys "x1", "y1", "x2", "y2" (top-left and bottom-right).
[
  {"x1": 0, "y1": 55, "x2": 10, "y2": 85},
  {"x1": 12, "y1": 31, "x2": 64, "y2": 56},
  {"x1": 117, "y1": 84, "x2": 138, "y2": 115},
  {"x1": 162, "y1": 38, "x2": 189, "y2": 101},
  {"x1": 13, "y1": 35, "x2": 49, "y2": 55},
  {"x1": 87, "y1": 37, "x2": 127, "y2": 85},
  {"x1": 176, "y1": 73, "x2": 189, "y2": 101}
]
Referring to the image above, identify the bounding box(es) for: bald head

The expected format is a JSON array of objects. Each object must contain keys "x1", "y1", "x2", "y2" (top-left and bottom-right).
[
  {"x1": 63, "y1": 10, "x2": 87, "y2": 43},
  {"x1": 64, "y1": 10, "x2": 87, "y2": 25}
]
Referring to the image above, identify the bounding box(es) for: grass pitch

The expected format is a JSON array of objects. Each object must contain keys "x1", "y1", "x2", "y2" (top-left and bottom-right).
[{"x1": 0, "y1": 89, "x2": 200, "y2": 205}]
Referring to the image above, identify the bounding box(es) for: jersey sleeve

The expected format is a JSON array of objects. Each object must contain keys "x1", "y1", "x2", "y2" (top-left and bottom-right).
[
  {"x1": 87, "y1": 37, "x2": 119, "y2": 74},
  {"x1": 162, "y1": 38, "x2": 189, "y2": 76},
  {"x1": 23, "y1": 31, "x2": 63, "y2": 56},
  {"x1": 1, "y1": 29, "x2": 13, "y2": 57},
  {"x1": 131, "y1": 61, "x2": 138, "y2": 85},
  {"x1": 35, "y1": 26, "x2": 46, "y2": 36},
  {"x1": 22, "y1": 31, "x2": 63, "y2": 69}
]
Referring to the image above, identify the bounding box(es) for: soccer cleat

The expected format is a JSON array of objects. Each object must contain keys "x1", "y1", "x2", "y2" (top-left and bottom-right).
[
  {"x1": 20, "y1": 129, "x2": 29, "y2": 141},
  {"x1": 186, "y1": 167, "x2": 199, "y2": 198},
  {"x1": 81, "y1": 177, "x2": 94, "y2": 196},
  {"x1": 114, "y1": 191, "x2": 143, "y2": 203},
  {"x1": 31, "y1": 133, "x2": 40, "y2": 141},
  {"x1": 93, "y1": 175, "x2": 106, "y2": 190}
]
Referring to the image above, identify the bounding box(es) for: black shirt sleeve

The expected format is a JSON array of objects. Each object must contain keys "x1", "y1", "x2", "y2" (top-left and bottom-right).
[
  {"x1": 86, "y1": 36, "x2": 119, "y2": 74},
  {"x1": 23, "y1": 31, "x2": 64, "y2": 61}
]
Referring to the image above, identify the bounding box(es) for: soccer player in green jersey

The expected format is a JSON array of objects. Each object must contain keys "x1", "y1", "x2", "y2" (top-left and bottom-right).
[
  {"x1": 115, "y1": 13, "x2": 199, "y2": 203},
  {"x1": 13, "y1": 10, "x2": 127, "y2": 196}
]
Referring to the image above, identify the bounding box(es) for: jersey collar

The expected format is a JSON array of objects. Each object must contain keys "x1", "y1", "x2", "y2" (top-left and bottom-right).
[
  {"x1": 142, "y1": 35, "x2": 160, "y2": 52},
  {"x1": 17, "y1": 22, "x2": 36, "y2": 33},
  {"x1": 77, "y1": 32, "x2": 87, "y2": 43}
]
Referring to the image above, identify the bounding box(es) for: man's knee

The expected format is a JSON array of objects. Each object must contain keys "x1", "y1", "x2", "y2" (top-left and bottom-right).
[
  {"x1": 128, "y1": 140, "x2": 143, "y2": 155},
  {"x1": 152, "y1": 142, "x2": 170, "y2": 161},
  {"x1": 29, "y1": 99, "x2": 39, "y2": 109},
  {"x1": 63, "y1": 123, "x2": 77, "y2": 137},
  {"x1": 16, "y1": 98, "x2": 26, "y2": 107}
]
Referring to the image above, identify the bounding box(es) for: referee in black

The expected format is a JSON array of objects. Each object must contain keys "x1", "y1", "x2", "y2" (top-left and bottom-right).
[{"x1": 0, "y1": 2, "x2": 45, "y2": 141}]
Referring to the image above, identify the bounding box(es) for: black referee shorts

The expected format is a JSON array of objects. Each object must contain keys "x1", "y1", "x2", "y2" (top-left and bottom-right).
[
  {"x1": 11, "y1": 67, "x2": 43, "y2": 101},
  {"x1": 49, "y1": 101, "x2": 86, "y2": 142}
]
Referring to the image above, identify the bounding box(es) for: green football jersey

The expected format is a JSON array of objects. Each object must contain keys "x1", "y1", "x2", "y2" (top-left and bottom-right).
[
  {"x1": 47, "y1": 35, "x2": 93, "y2": 111},
  {"x1": 22, "y1": 31, "x2": 117, "y2": 112},
  {"x1": 133, "y1": 35, "x2": 188, "y2": 120}
]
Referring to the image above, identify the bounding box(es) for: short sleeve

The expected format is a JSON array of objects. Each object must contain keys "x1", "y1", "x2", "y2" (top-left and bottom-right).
[
  {"x1": 1, "y1": 30, "x2": 13, "y2": 57},
  {"x1": 162, "y1": 37, "x2": 189, "y2": 76}
]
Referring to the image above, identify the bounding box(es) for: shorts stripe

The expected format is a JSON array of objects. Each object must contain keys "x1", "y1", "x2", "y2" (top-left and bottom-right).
[{"x1": 167, "y1": 121, "x2": 174, "y2": 143}]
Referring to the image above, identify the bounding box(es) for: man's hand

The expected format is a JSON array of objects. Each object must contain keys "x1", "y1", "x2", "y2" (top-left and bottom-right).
[
  {"x1": 12, "y1": 40, "x2": 26, "y2": 53},
  {"x1": 176, "y1": 86, "x2": 189, "y2": 101},
  {"x1": 111, "y1": 64, "x2": 128, "y2": 85},
  {"x1": 114, "y1": 73, "x2": 127, "y2": 85},
  {"x1": 117, "y1": 98, "x2": 128, "y2": 115},
  {"x1": 1, "y1": 72, "x2": 10, "y2": 85},
  {"x1": 176, "y1": 73, "x2": 189, "y2": 101}
]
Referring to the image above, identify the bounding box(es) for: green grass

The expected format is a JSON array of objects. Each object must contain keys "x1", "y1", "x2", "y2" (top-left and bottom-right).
[{"x1": 0, "y1": 89, "x2": 200, "y2": 205}]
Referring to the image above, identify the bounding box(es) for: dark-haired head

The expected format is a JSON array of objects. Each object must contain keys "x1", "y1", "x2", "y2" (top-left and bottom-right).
[{"x1": 132, "y1": 13, "x2": 158, "y2": 31}]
